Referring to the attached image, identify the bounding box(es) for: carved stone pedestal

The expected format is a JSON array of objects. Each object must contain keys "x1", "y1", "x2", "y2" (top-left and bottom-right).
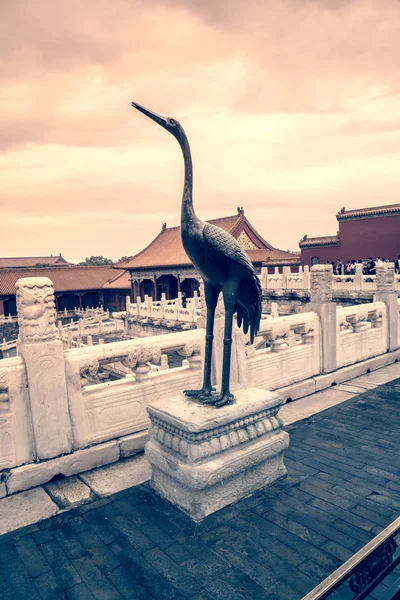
[{"x1": 145, "y1": 387, "x2": 289, "y2": 522}]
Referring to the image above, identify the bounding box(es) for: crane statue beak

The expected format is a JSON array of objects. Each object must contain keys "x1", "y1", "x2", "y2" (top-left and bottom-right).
[{"x1": 131, "y1": 102, "x2": 168, "y2": 128}]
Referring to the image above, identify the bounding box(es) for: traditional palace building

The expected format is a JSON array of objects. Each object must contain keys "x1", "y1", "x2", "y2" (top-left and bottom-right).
[
  {"x1": 0, "y1": 253, "x2": 70, "y2": 268},
  {"x1": 0, "y1": 264, "x2": 130, "y2": 315},
  {"x1": 117, "y1": 208, "x2": 300, "y2": 300},
  {"x1": 299, "y1": 202, "x2": 400, "y2": 266}
]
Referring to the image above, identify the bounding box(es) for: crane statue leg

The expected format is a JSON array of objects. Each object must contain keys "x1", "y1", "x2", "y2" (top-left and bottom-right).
[
  {"x1": 202, "y1": 280, "x2": 238, "y2": 408},
  {"x1": 184, "y1": 282, "x2": 219, "y2": 401}
]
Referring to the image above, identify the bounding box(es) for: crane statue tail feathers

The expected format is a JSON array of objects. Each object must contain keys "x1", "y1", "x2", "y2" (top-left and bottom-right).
[{"x1": 236, "y1": 272, "x2": 262, "y2": 345}]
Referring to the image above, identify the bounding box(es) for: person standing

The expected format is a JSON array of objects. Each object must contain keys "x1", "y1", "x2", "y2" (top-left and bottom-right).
[
  {"x1": 396, "y1": 255, "x2": 400, "y2": 274},
  {"x1": 369, "y1": 257, "x2": 376, "y2": 275},
  {"x1": 181, "y1": 292, "x2": 187, "y2": 308}
]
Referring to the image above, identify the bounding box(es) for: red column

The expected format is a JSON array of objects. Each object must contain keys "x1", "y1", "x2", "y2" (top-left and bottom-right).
[
  {"x1": 79, "y1": 294, "x2": 83, "y2": 309},
  {"x1": 0, "y1": 298, "x2": 4, "y2": 316},
  {"x1": 153, "y1": 276, "x2": 158, "y2": 301},
  {"x1": 177, "y1": 274, "x2": 181, "y2": 294},
  {"x1": 138, "y1": 280, "x2": 141, "y2": 301}
]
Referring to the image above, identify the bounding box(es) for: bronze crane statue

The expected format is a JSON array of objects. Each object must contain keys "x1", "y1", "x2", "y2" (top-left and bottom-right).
[{"x1": 131, "y1": 102, "x2": 262, "y2": 407}]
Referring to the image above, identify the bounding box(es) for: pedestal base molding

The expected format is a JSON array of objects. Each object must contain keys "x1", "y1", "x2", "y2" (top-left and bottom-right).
[{"x1": 146, "y1": 387, "x2": 289, "y2": 522}]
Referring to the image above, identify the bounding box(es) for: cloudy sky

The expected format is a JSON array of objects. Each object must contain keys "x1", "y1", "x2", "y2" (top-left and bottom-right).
[{"x1": 1, "y1": 0, "x2": 399, "y2": 263}]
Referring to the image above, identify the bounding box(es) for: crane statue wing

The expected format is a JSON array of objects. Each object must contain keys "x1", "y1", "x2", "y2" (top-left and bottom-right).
[
  {"x1": 203, "y1": 222, "x2": 255, "y2": 273},
  {"x1": 203, "y1": 222, "x2": 261, "y2": 343}
]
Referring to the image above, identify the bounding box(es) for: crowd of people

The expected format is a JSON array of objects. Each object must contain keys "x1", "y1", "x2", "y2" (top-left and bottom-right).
[{"x1": 329, "y1": 255, "x2": 400, "y2": 276}]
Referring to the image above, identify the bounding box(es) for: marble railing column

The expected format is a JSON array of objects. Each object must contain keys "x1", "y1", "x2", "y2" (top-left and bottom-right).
[
  {"x1": 309, "y1": 265, "x2": 336, "y2": 373},
  {"x1": 354, "y1": 263, "x2": 363, "y2": 290},
  {"x1": 282, "y1": 266, "x2": 290, "y2": 290},
  {"x1": 16, "y1": 277, "x2": 72, "y2": 460},
  {"x1": 303, "y1": 265, "x2": 310, "y2": 290},
  {"x1": 374, "y1": 263, "x2": 398, "y2": 352}
]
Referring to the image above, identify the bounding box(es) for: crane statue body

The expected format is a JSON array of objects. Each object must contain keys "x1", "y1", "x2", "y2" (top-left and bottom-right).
[{"x1": 132, "y1": 102, "x2": 262, "y2": 407}]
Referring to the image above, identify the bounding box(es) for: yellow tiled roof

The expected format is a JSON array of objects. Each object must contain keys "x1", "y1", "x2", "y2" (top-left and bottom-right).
[
  {"x1": 0, "y1": 266, "x2": 126, "y2": 296},
  {"x1": 0, "y1": 254, "x2": 69, "y2": 268},
  {"x1": 116, "y1": 211, "x2": 296, "y2": 270}
]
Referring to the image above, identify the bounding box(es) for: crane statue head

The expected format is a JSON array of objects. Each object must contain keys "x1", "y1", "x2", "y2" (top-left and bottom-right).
[{"x1": 131, "y1": 101, "x2": 183, "y2": 142}]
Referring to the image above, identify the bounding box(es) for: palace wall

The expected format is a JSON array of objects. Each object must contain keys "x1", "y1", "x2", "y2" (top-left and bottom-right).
[
  {"x1": 339, "y1": 213, "x2": 400, "y2": 261},
  {"x1": 301, "y1": 212, "x2": 400, "y2": 266}
]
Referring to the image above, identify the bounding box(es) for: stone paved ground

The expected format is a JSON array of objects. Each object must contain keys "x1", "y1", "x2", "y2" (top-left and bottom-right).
[{"x1": 0, "y1": 380, "x2": 399, "y2": 600}]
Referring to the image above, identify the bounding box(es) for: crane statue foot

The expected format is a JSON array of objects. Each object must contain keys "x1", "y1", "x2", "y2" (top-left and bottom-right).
[
  {"x1": 183, "y1": 387, "x2": 215, "y2": 401},
  {"x1": 202, "y1": 391, "x2": 235, "y2": 408},
  {"x1": 183, "y1": 387, "x2": 234, "y2": 407}
]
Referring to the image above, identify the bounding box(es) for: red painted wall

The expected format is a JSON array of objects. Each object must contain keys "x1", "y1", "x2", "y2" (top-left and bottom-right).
[
  {"x1": 339, "y1": 214, "x2": 400, "y2": 262},
  {"x1": 301, "y1": 213, "x2": 400, "y2": 266},
  {"x1": 300, "y1": 246, "x2": 340, "y2": 268}
]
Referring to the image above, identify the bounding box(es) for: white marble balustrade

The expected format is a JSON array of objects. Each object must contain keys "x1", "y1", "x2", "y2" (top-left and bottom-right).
[
  {"x1": 124, "y1": 293, "x2": 202, "y2": 324},
  {"x1": 336, "y1": 302, "x2": 387, "y2": 368},
  {"x1": 1, "y1": 267, "x2": 400, "y2": 497},
  {"x1": 263, "y1": 265, "x2": 400, "y2": 293}
]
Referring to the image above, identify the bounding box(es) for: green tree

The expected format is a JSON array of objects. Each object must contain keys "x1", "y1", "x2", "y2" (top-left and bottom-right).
[{"x1": 78, "y1": 256, "x2": 114, "y2": 266}]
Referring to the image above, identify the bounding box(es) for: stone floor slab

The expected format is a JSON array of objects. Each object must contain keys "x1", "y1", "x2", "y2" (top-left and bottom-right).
[
  {"x1": 0, "y1": 488, "x2": 58, "y2": 535},
  {"x1": 80, "y1": 454, "x2": 151, "y2": 497},
  {"x1": 1, "y1": 379, "x2": 400, "y2": 599},
  {"x1": 333, "y1": 383, "x2": 370, "y2": 394},
  {"x1": 348, "y1": 363, "x2": 400, "y2": 387},
  {"x1": 45, "y1": 476, "x2": 94, "y2": 508},
  {"x1": 280, "y1": 388, "x2": 356, "y2": 425},
  {"x1": 345, "y1": 377, "x2": 379, "y2": 389}
]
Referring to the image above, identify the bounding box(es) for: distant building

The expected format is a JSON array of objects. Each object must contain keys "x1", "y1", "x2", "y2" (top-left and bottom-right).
[
  {"x1": 0, "y1": 253, "x2": 70, "y2": 268},
  {"x1": 299, "y1": 203, "x2": 400, "y2": 266},
  {"x1": 117, "y1": 208, "x2": 300, "y2": 300},
  {"x1": 0, "y1": 265, "x2": 129, "y2": 315}
]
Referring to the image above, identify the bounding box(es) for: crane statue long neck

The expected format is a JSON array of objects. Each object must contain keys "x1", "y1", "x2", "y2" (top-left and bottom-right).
[{"x1": 178, "y1": 129, "x2": 197, "y2": 231}]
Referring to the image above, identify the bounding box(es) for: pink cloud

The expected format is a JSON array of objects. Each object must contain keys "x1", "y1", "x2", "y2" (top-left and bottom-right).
[{"x1": 1, "y1": 0, "x2": 400, "y2": 261}]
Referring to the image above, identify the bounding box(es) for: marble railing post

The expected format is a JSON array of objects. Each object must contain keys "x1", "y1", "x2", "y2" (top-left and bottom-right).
[
  {"x1": 16, "y1": 277, "x2": 72, "y2": 460},
  {"x1": 374, "y1": 263, "x2": 398, "y2": 351},
  {"x1": 354, "y1": 263, "x2": 363, "y2": 290},
  {"x1": 303, "y1": 265, "x2": 310, "y2": 290},
  {"x1": 261, "y1": 267, "x2": 268, "y2": 290},
  {"x1": 282, "y1": 266, "x2": 290, "y2": 290},
  {"x1": 309, "y1": 265, "x2": 336, "y2": 373},
  {"x1": 270, "y1": 302, "x2": 279, "y2": 318},
  {"x1": 193, "y1": 290, "x2": 200, "y2": 309}
]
